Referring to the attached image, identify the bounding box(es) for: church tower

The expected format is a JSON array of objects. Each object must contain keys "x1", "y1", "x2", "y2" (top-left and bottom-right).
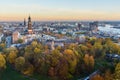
[
  {"x1": 24, "y1": 18, "x2": 26, "y2": 26},
  {"x1": 28, "y1": 15, "x2": 33, "y2": 34}
]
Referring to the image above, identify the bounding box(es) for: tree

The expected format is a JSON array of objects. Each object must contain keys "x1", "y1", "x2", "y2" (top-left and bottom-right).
[
  {"x1": 0, "y1": 43, "x2": 5, "y2": 51},
  {"x1": 64, "y1": 49, "x2": 74, "y2": 55},
  {"x1": 93, "y1": 42, "x2": 103, "y2": 57},
  {"x1": 0, "y1": 54, "x2": 6, "y2": 69},
  {"x1": 31, "y1": 41, "x2": 37, "y2": 47},
  {"x1": 103, "y1": 39, "x2": 120, "y2": 54},
  {"x1": 84, "y1": 54, "x2": 89, "y2": 66},
  {"x1": 46, "y1": 49, "x2": 62, "y2": 76},
  {"x1": 79, "y1": 45, "x2": 88, "y2": 54},
  {"x1": 7, "y1": 51, "x2": 17, "y2": 64},
  {"x1": 89, "y1": 55, "x2": 94, "y2": 68},
  {"x1": 15, "y1": 57, "x2": 25, "y2": 71},
  {"x1": 17, "y1": 39, "x2": 23, "y2": 43},
  {"x1": 115, "y1": 62, "x2": 120, "y2": 79},
  {"x1": 57, "y1": 57, "x2": 70, "y2": 80},
  {"x1": 90, "y1": 74, "x2": 104, "y2": 80},
  {"x1": 0, "y1": 54, "x2": 6, "y2": 79},
  {"x1": 64, "y1": 49, "x2": 78, "y2": 74},
  {"x1": 34, "y1": 48, "x2": 41, "y2": 54},
  {"x1": 22, "y1": 63, "x2": 34, "y2": 76},
  {"x1": 50, "y1": 49, "x2": 61, "y2": 67},
  {"x1": 104, "y1": 70, "x2": 113, "y2": 80},
  {"x1": 48, "y1": 67, "x2": 55, "y2": 77},
  {"x1": 83, "y1": 54, "x2": 94, "y2": 72}
]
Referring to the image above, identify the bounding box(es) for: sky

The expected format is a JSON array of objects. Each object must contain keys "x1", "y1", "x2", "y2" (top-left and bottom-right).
[{"x1": 0, "y1": 0, "x2": 120, "y2": 21}]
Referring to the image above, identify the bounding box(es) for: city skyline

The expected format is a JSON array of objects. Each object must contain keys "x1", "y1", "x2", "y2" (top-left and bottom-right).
[{"x1": 0, "y1": 0, "x2": 120, "y2": 21}]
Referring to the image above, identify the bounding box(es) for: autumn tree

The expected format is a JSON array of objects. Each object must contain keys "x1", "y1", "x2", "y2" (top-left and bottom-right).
[
  {"x1": 47, "y1": 49, "x2": 62, "y2": 77},
  {"x1": 104, "y1": 69, "x2": 113, "y2": 80},
  {"x1": 0, "y1": 43, "x2": 6, "y2": 51},
  {"x1": 0, "y1": 54, "x2": 6, "y2": 78},
  {"x1": 114, "y1": 62, "x2": 120, "y2": 79},
  {"x1": 64, "y1": 49, "x2": 77, "y2": 74},
  {"x1": 7, "y1": 51, "x2": 17, "y2": 64},
  {"x1": 31, "y1": 41, "x2": 38, "y2": 48},
  {"x1": 90, "y1": 74, "x2": 104, "y2": 80},
  {"x1": 17, "y1": 39, "x2": 23, "y2": 43},
  {"x1": 93, "y1": 42, "x2": 103, "y2": 57},
  {"x1": 0, "y1": 54, "x2": 6, "y2": 69},
  {"x1": 15, "y1": 56, "x2": 25, "y2": 72},
  {"x1": 48, "y1": 67, "x2": 55, "y2": 77},
  {"x1": 83, "y1": 54, "x2": 94, "y2": 72},
  {"x1": 22, "y1": 63, "x2": 34, "y2": 76},
  {"x1": 79, "y1": 45, "x2": 88, "y2": 54},
  {"x1": 89, "y1": 56, "x2": 94, "y2": 68},
  {"x1": 57, "y1": 57, "x2": 70, "y2": 80},
  {"x1": 34, "y1": 48, "x2": 41, "y2": 54},
  {"x1": 64, "y1": 49, "x2": 74, "y2": 55}
]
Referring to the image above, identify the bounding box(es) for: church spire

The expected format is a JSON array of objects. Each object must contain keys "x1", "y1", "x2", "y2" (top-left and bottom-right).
[
  {"x1": 28, "y1": 15, "x2": 32, "y2": 29},
  {"x1": 24, "y1": 18, "x2": 26, "y2": 26},
  {"x1": 28, "y1": 15, "x2": 33, "y2": 34},
  {"x1": 28, "y1": 15, "x2": 31, "y2": 22}
]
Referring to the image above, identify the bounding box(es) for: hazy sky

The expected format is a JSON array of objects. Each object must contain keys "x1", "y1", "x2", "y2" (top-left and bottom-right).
[{"x1": 0, "y1": 0, "x2": 120, "y2": 21}]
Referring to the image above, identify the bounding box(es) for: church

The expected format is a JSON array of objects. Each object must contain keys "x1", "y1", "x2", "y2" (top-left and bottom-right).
[{"x1": 27, "y1": 15, "x2": 33, "y2": 34}]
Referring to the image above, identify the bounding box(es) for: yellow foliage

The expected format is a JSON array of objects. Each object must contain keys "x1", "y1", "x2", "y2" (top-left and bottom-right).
[
  {"x1": 115, "y1": 62, "x2": 120, "y2": 79},
  {"x1": 84, "y1": 54, "x2": 89, "y2": 66},
  {"x1": 89, "y1": 56, "x2": 94, "y2": 67},
  {"x1": 0, "y1": 54, "x2": 6, "y2": 69},
  {"x1": 8, "y1": 51, "x2": 17, "y2": 64},
  {"x1": 64, "y1": 49, "x2": 74, "y2": 55},
  {"x1": 22, "y1": 64, "x2": 34, "y2": 76},
  {"x1": 31, "y1": 41, "x2": 37, "y2": 47},
  {"x1": 90, "y1": 74, "x2": 104, "y2": 80},
  {"x1": 34, "y1": 48, "x2": 41, "y2": 54},
  {"x1": 84, "y1": 54, "x2": 94, "y2": 68},
  {"x1": 0, "y1": 43, "x2": 5, "y2": 48},
  {"x1": 15, "y1": 57, "x2": 25, "y2": 71}
]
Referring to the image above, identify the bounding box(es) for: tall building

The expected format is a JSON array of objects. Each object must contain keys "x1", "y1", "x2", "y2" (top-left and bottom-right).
[
  {"x1": 12, "y1": 31, "x2": 20, "y2": 43},
  {"x1": 89, "y1": 21, "x2": 98, "y2": 32},
  {"x1": 6, "y1": 36, "x2": 12, "y2": 48},
  {"x1": 28, "y1": 15, "x2": 33, "y2": 34},
  {"x1": 77, "y1": 23, "x2": 82, "y2": 30},
  {"x1": 51, "y1": 40, "x2": 55, "y2": 50},
  {"x1": 24, "y1": 18, "x2": 26, "y2": 26}
]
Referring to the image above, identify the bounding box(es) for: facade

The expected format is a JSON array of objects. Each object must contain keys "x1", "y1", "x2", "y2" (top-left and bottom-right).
[
  {"x1": 46, "y1": 40, "x2": 64, "y2": 50},
  {"x1": 12, "y1": 31, "x2": 20, "y2": 43},
  {"x1": 6, "y1": 36, "x2": 12, "y2": 48},
  {"x1": 28, "y1": 16, "x2": 33, "y2": 34},
  {"x1": 89, "y1": 21, "x2": 98, "y2": 32},
  {"x1": 77, "y1": 23, "x2": 82, "y2": 30},
  {"x1": 0, "y1": 34, "x2": 3, "y2": 42}
]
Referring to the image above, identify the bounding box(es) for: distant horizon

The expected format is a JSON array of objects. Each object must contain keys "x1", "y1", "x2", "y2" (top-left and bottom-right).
[{"x1": 1, "y1": 20, "x2": 120, "y2": 23}]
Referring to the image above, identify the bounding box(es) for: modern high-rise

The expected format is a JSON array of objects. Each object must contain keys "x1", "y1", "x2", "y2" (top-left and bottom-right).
[{"x1": 89, "y1": 21, "x2": 98, "y2": 32}]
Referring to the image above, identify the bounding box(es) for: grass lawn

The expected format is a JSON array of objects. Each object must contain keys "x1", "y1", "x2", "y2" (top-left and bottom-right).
[{"x1": 1, "y1": 64, "x2": 51, "y2": 80}]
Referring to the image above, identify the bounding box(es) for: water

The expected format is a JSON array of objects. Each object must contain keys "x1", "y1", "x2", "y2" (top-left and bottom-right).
[{"x1": 98, "y1": 25, "x2": 120, "y2": 34}]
